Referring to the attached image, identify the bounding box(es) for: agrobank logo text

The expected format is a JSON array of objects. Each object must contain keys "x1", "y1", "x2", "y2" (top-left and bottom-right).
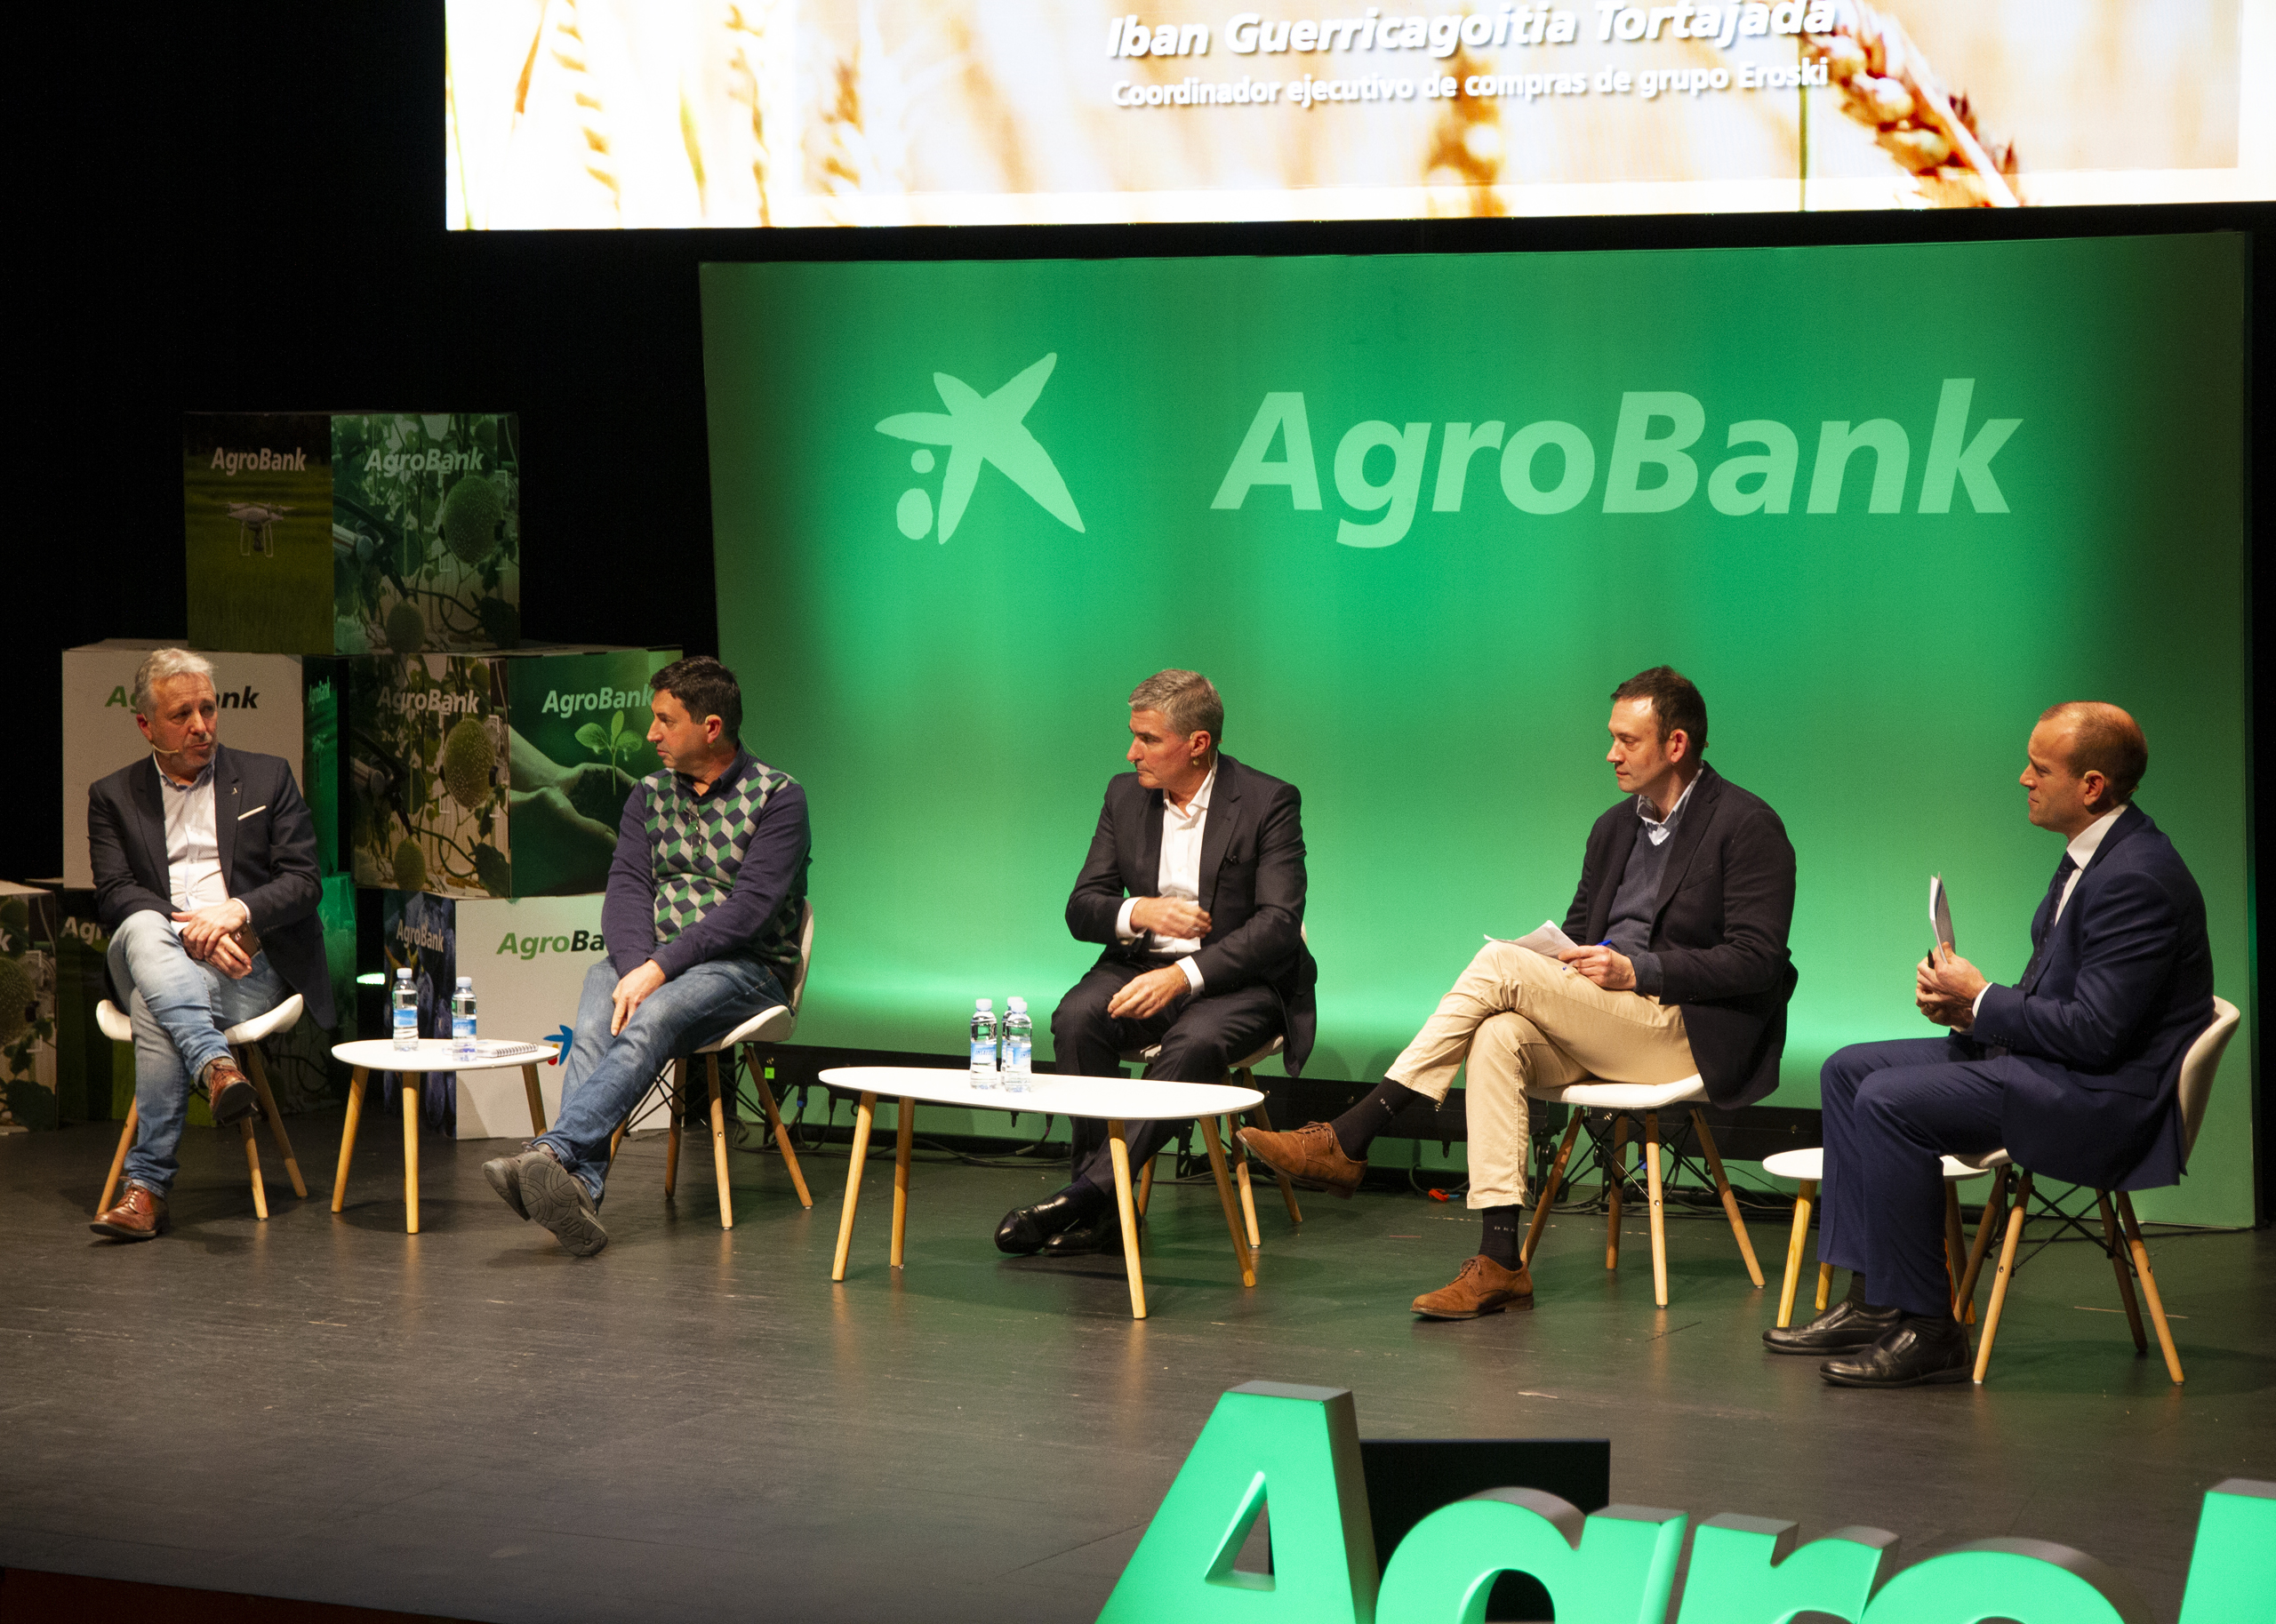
[{"x1": 1213, "y1": 379, "x2": 2019, "y2": 546}]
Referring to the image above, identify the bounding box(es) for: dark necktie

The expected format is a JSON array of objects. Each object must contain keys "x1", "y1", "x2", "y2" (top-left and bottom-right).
[{"x1": 2019, "y1": 854, "x2": 2078, "y2": 994}]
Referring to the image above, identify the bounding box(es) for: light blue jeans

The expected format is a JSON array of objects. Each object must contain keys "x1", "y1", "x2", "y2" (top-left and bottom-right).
[
  {"x1": 108, "y1": 910, "x2": 288, "y2": 1196},
  {"x1": 534, "y1": 956, "x2": 785, "y2": 1202}
]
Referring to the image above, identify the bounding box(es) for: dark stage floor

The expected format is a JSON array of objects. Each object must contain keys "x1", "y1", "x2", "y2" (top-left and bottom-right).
[{"x1": 1, "y1": 1111, "x2": 2269, "y2": 1623}]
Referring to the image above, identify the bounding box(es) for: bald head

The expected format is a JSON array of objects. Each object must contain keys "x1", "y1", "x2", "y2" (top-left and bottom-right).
[{"x1": 2040, "y1": 701, "x2": 2148, "y2": 802}]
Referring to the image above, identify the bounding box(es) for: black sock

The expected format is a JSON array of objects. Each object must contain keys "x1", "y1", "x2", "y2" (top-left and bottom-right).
[
  {"x1": 1844, "y1": 1272, "x2": 1870, "y2": 1308},
  {"x1": 1329, "y1": 1079, "x2": 1422, "y2": 1160},
  {"x1": 1479, "y1": 1204, "x2": 1523, "y2": 1268}
]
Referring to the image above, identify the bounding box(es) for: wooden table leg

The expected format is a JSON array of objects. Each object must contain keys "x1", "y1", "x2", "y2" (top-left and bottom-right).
[
  {"x1": 1198, "y1": 1116, "x2": 1256, "y2": 1290},
  {"x1": 1107, "y1": 1120, "x2": 1148, "y2": 1320},
  {"x1": 99, "y1": 1104, "x2": 140, "y2": 1217},
  {"x1": 1692, "y1": 1113, "x2": 1764, "y2": 1286},
  {"x1": 2116, "y1": 1192, "x2": 2184, "y2": 1384},
  {"x1": 1521, "y1": 1111, "x2": 1583, "y2": 1268},
  {"x1": 243, "y1": 1048, "x2": 308, "y2": 1201},
  {"x1": 749, "y1": 1051, "x2": 813, "y2": 1209},
  {"x1": 401, "y1": 1071, "x2": 421, "y2": 1234},
  {"x1": 1973, "y1": 1170, "x2": 2032, "y2": 1384},
  {"x1": 521, "y1": 1064, "x2": 548, "y2": 1134},
  {"x1": 706, "y1": 1053, "x2": 734, "y2": 1230},
  {"x1": 1230, "y1": 1115, "x2": 1263, "y2": 1250},
  {"x1": 1777, "y1": 1179, "x2": 1816, "y2": 1328},
  {"x1": 332, "y1": 1068, "x2": 367, "y2": 1213},
  {"x1": 1644, "y1": 1112, "x2": 1669, "y2": 1307},
  {"x1": 1606, "y1": 1115, "x2": 1629, "y2": 1270},
  {"x1": 2096, "y1": 1190, "x2": 2148, "y2": 1354},
  {"x1": 890, "y1": 1097, "x2": 914, "y2": 1268},
  {"x1": 240, "y1": 1119, "x2": 269, "y2": 1220},
  {"x1": 830, "y1": 1092, "x2": 877, "y2": 1282}
]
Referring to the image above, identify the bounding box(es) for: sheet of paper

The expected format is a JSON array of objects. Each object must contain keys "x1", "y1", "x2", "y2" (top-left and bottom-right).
[
  {"x1": 1930, "y1": 873, "x2": 1954, "y2": 954},
  {"x1": 470, "y1": 1040, "x2": 554, "y2": 1060},
  {"x1": 1489, "y1": 920, "x2": 1580, "y2": 957}
]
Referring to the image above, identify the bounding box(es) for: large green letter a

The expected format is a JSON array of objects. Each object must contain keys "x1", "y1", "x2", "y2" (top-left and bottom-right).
[{"x1": 1097, "y1": 1381, "x2": 1377, "y2": 1624}]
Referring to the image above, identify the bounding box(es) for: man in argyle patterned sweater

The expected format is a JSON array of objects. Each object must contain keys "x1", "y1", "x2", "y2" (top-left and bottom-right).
[{"x1": 482, "y1": 656, "x2": 810, "y2": 1256}]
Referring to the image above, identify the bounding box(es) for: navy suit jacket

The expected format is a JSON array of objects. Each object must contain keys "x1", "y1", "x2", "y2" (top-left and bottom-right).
[
  {"x1": 88, "y1": 745, "x2": 336, "y2": 1028},
  {"x1": 1064, "y1": 754, "x2": 1318, "y2": 1075},
  {"x1": 1972, "y1": 803, "x2": 2213, "y2": 1189}
]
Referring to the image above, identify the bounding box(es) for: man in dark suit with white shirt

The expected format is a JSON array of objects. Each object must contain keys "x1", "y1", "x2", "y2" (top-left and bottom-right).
[
  {"x1": 85, "y1": 648, "x2": 334, "y2": 1240},
  {"x1": 994, "y1": 669, "x2": 1317, "y2": 1258},
  {"x1": 1769, "y1": 701, "x2": 2215, "y2": 1387}
]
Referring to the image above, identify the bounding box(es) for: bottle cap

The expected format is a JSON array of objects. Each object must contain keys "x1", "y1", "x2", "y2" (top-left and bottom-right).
[
  {"x1": 456, "y1": 976, "x2": 472, "y2": 988},
  {"x1": 975, "y1": 998, "x2": 992, "y2": 1011},
  {"x1": 396, "y1": 968, "x2": 411, "y2": 980},
  {"x1": 1006, "y1": 996, "x2": 1026, "y2": 1012}
]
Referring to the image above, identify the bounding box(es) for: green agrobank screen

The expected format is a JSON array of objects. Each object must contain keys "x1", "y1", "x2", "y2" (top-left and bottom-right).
[{"x1": 701, "y1": 232, "x2": 2251, "y2": 1225}]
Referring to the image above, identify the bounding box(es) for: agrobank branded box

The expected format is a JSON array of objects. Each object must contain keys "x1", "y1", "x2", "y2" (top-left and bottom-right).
[{"x1": 61, "y1": 641, "x2": 346, "y2": 888}]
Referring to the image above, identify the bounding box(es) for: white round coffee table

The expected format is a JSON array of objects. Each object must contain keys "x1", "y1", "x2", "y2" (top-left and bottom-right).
[
  {"x1": 331, "y1": 1037, "x2": 558, "y2": 1233},
  {"x1": 817, "y1": 1067, "x2": 1265, "y2": 1319}
]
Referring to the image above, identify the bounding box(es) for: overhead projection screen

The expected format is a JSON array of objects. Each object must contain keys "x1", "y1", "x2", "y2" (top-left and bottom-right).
[{"x1": 447, "y1": 1, "x2": 2266, "y2": 226}]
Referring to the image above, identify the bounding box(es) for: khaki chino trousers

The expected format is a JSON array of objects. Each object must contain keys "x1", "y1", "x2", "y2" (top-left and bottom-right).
[{"x1": 1385, "y1": 940, "x2": 1697, "y2": 1211}]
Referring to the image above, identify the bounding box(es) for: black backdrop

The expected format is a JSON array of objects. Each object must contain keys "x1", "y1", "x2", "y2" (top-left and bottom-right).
[{"x1": 15, "y1": 4, "x2": 2272, "y2": 1210}]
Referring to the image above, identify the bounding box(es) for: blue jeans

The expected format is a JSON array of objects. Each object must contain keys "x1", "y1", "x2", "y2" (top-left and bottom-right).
[
  {"x1": 1817, "y1": 1036, "x2": 2008, "y2": 1318},
  {"x1": 108, "y1": 910, "x2": 288, "y2": 1196},
  {"x1": 534, "y1": 956, "x2": 786, "y2": 1201}
]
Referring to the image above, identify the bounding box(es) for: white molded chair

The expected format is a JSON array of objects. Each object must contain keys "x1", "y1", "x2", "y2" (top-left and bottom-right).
[
  {"x1": 1518, "y1": 1075, "x2": 1766, "y2": 1308},
  {"x1": 1123, "y1": 1032, "x2": 1303, "y2": 1250},
  {"x1": 1959, "y1": 996, "x2": 2240, "y2": 1386},
  {"x1": 95, "y1": 994, "x2": 309, "y2": 1220},
  {"x1": 1760, "y1": 1147, "x2": 1992, "y2": 1329},
  {"x1": 610, "y1": 900, "x2": 815, "y2": 1228}
]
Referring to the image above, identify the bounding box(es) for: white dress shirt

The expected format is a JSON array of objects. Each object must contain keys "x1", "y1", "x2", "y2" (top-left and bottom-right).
[
  {"x1": 155, "y1": 756, "x2": 244, "y2": 930},
  {"x1": 1972, "y1": 804, "x2": 2128, "y2": 1016},
  {"x1": 1113, "y1": 764, "x2": 1214, "y2": 992}
]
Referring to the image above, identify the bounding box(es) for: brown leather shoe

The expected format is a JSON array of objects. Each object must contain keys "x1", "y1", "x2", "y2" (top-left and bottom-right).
[
  {"x1": 91, "y1": 1183, "x2": 169, "y2": 1241},
  {"x1": 202, "y1": 1057, "x2": 256, "y2": 1124},
  {"x1": 1412, "y1": 1255, "x2": 1535, "y2": 1319},
  {"x1": 1236, "y1": 1119, "x2": 1365, "y2": 1198}
]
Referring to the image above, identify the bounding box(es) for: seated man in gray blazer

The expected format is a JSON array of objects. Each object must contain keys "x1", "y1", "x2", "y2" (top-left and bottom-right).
[
  {"x1": 87, "y1": 649, "x2": 334, "y2": 1240},
  {"x1": 995, "y1": 669, "x2": 1317, "y2": 1258}
]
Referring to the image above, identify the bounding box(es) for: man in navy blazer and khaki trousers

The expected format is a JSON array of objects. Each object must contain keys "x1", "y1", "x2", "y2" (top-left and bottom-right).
[
  {"x1": 994, "y1": 669, "x2": 1317, "y2": 1260},
  {"x1": 1771, "y1": 701, "x2": 2215, "y2": 1388},
  {"x1": 85, "y1": 649, "x2": 334, "y2": 1240}
]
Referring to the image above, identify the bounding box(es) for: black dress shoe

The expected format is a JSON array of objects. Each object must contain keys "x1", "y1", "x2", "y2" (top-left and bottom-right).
[
  {"x1": 1040, "y1": 1209, "x2": 1126, "y2": 1257},
  {"x1": 994, "y1": 1188, "x2": 1101, "y2": 1255},
  {"x1": 1820, "y1": 1316, "x2": 1972, "y2": 1388},
  {"x1": 1762, "y1": 1298, "x2": 1902, "y2": 1356}
]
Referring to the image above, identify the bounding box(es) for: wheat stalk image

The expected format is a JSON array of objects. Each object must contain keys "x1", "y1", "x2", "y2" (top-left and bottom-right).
[
  {"x1": 1423, "y1": 48, "x2": 1507, "y2": 217},
  {"x1": 1804, "y1": 0, "x2": 2020, "y2": 206}
]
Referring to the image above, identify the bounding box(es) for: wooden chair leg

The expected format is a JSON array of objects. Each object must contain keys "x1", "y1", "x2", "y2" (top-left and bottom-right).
[
  {"x1": 2115, "y1": 1192, "x2": 2184, "y2": 1384},
  {"x1": 1943, "y1": 1182, "x2": 1967, "y2": 1312},
  {"x1": 1521, "y1": 1110, "x2": 1583, "y2": 1268},
  {"x1": 1972, "y1": 1170, "x2": 2032, "y2": 1384},
  {"x1": 1198, "y1": 1116, "x2": 1256, "y2": 1289},
  {"x1": 331, "y1": 1068, "x2": 366, "y2": 1213},
  {"x1": 240, "y1": 1118, "x2": 268, "y2": 1220},
  {"x1": 1230, "y1": 1115, "x2": 1263, "y2": 1250},
  {"x1": 1691, "y1": 1112, "x2": 1764, "y2": 1287},
  {"x1": 1246, "y1": 1098, "x2": 1302, "y2": 1225},
  {"x1": 705, "y1": 1053, "x2": 733, "y2": 1230},
  {"x1": 1643, "y1": 1113, "x2": 1669, "y2": 1307},
  {"x1": 745, "y1": 1049, "x2": 813, "y2": 1208},
  {"x1": 1815, "y1": 1261, "x2": 1833, "y2": 1313},
  {"x1": 1777, "y1": 1179, "x2": 1816, "y2": 1328},
  {"x1": 1136, "y1": 1153, "x2": 1155, "y2": 1217},
  {"x1": 242, "y1": 1047, "x2": 307, "y2": 1200},
  {"x1": 99, "y1": 1103, "x2": 140, "y2": 1216},
  {"x1": 831, "y1": 1092, "x2": 878, "y2": 1281},
  {"x1": 2096, "y1": 1190, "x2": 2147, "y2": 1354},
  {"x1": 663, "y1": 1060, "x2": 686, "y2": 1196},
  {"x1": 1605, "y1": 1114, "x2": 1629, "y2": 1271},
  {"x1": 1954, "y1": 1166, "x2": 2008, "y2": 1321}
]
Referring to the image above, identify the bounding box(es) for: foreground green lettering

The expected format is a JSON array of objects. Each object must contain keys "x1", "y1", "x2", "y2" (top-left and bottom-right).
[
  {"x1": 2176, "y1": 1478, "x2": 2276, "y2": 1624},
  {"x1": 1096, "y1": 1381, "x2": 1377, "y2": 1624},
  {"x1": 1858, "y1": 1539, "x2": 2149, "y2": 1624},
  {"x1": 1376, "y1": 1490, "x2": 1682, "y2": 1624},
  {"x1": 1675, "y1": 1514, "x2": 1896, "y2": 1623}
]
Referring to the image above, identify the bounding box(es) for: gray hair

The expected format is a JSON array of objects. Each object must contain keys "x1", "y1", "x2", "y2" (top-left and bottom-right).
[
  {"x1": 132, "y1": 649, "x2": 218, "y2": 717},
  {"x1": 1128, "y1": 669, "x2": 1223, "y2": 747}
]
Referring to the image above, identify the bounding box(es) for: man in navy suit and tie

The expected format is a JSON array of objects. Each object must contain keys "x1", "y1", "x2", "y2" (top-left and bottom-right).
[
  {"x1": 993, "y1": 669, "x2": 1317, "y2": 1258},
  {"x1": 1770, "y1": 701, "x2": 2215, "y2": 1387}
]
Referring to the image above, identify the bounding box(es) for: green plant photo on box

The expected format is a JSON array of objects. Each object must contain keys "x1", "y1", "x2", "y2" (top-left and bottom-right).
[
  {"x1": 349, "y1": 654, "x2": 512, "y2": 899},
  {"x1": 331, "y1": 412, "x2": 521, "y2": 655}
]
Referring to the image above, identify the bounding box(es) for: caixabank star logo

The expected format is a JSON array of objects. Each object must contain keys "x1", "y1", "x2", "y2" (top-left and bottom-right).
[{"x1": 876, "y1": 354, "x2": 1086, "y2": 542}]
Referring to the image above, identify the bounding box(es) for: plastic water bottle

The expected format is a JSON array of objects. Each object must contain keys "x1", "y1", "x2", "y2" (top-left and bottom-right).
[
  {"x1": 1001, "y1": 996, "x2": 1032, "y2": 1092},
  {"x1": 391, "y1": 968, "x2": 417, "y2": 1052},
  {"x1": 451, "y1": 976, "x2": 477, "y2": 1062},
  {"x1": 969, "y1": 998, "x2": 998, "y2": 1085}
]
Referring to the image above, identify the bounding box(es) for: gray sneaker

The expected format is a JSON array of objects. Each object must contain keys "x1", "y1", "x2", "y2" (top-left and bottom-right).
[
  {"x1": 518, "y1": 1150, "x2": 609, "y2": 1257},
  {"x1": 482, "y1": 1148, "x2": 545, "y2": 1220}
]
